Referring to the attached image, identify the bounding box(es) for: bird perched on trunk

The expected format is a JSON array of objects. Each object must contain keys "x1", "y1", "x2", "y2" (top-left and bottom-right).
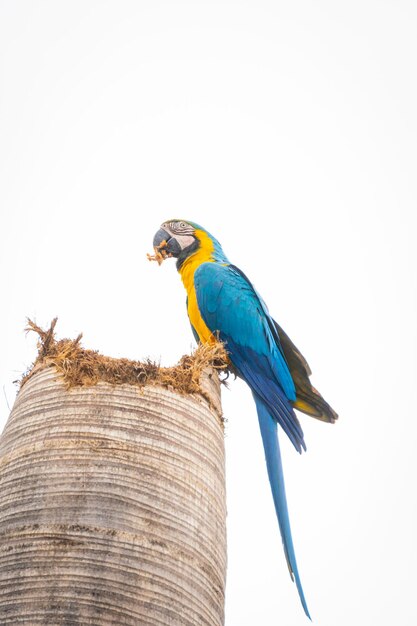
[{"x1": 148, "y1": 219, "x2": 338, "y2": 619}]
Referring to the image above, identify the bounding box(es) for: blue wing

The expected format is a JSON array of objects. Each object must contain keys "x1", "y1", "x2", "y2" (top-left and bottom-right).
[
  {"x1": 194, "y1": 262, "x2": 310, "y2": 618},
  {"x1": 194, "y1": 262, "x2": 305, "y2": 452}
]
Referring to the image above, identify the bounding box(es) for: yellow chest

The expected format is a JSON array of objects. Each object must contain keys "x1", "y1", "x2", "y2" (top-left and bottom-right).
[
  {"x1": 178, "y1": 232, "x2": 216, "y2": 345},
  {"x1": 186, "y1": 285, "x2": 214, "y2": 344}
]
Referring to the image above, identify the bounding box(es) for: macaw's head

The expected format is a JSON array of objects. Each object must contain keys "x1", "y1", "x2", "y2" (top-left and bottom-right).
[{"x1": 148, "y1": 219, "x2": 228, "y2": 269}]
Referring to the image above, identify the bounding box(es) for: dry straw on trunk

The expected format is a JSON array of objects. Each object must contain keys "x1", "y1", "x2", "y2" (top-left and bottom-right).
[{"x1": 0, "y1": 321, "x2": 227, "y2": 626}]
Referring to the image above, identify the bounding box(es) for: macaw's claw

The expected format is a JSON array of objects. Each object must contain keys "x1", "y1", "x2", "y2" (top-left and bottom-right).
[{"x1": 147, "y1": 241, "x2": 172, "y2": 265}]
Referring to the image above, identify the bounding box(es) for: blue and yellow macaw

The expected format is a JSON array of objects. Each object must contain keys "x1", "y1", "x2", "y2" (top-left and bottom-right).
[{"x1": 150, "y1": 219, "x2": 338, "y2": 619}]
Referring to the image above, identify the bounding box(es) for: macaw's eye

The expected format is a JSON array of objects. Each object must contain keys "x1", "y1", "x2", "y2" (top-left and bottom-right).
[{"x1": 180, "y1": 222, "x2": 186, "y2": 228}]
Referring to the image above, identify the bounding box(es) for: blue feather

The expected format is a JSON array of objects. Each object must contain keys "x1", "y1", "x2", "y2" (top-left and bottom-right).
[
  {"x1": 193, "y1": 260, "x2": 311, "y2": 616},
  {"x1": 225, "y1": 340, "x2": 305, "y2": 452},
  {"x1": 254, "y1": 395, "x2": 311, "y2": 619},
  {"x1": 194, "y1": 263, "x2": 297, "y2": 402}
]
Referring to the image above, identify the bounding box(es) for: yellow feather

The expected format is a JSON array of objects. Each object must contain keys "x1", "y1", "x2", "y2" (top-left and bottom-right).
[{"x1": 179, "y1": 229, "x2": 216, "y2": 344}]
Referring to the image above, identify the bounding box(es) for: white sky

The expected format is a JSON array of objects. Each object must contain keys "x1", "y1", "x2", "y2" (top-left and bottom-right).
[{"x1": 1, "y1": 1, "x2": 416, "y2": 624}]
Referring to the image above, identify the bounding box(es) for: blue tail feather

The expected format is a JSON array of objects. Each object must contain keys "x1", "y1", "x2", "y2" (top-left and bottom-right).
[{"x1": 254, "y1": 394, "x2": 311, "y2": 619}]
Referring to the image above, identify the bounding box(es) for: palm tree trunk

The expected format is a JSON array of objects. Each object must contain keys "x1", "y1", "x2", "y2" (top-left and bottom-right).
[{"x1": 0, "y1": 365, "x2": 226, "y2": 625}]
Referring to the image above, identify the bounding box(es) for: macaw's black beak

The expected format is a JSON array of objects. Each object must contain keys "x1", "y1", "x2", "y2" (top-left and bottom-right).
[
  {"x1": 152, "y1": 228, "x2": 181, "y2": 258},
  {"x1": 153, "y1": 228, "x2": 169, "y2": 248}
]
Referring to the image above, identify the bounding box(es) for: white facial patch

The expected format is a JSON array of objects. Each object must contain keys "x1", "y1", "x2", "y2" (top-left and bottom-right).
[{"x1": 176, "y1": 234, "x2": 196, "y2": 250}]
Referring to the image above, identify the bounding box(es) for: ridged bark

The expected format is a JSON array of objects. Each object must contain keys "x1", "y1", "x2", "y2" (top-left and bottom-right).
[{"x1": 0, "y1": 367, "x2": 226, "y2": 625}]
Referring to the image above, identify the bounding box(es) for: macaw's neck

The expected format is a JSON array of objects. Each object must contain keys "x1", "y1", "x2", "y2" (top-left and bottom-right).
[{"x1": 177, "y1": 228, "x2": 228, "y2": 293}]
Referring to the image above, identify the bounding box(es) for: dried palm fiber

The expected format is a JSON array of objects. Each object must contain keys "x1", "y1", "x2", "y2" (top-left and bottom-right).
[{"x1": 0, "y1": 320, "x2": 228, "y2": 625}]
